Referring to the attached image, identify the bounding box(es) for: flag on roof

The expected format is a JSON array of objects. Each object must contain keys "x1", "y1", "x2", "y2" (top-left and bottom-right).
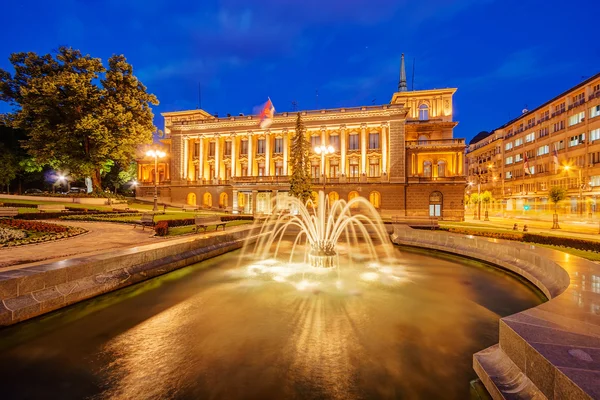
[{"x1": 257, "y1": 98, "x2": 275, "y2": 129}]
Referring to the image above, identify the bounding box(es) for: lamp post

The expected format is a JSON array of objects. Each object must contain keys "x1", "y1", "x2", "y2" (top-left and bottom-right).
[
  {"x1": 146, "y1": 149, "x2": 166, "y2": 212},
  {"x1": 314, "y1": 144, "x2": 335, "y2": 193}
]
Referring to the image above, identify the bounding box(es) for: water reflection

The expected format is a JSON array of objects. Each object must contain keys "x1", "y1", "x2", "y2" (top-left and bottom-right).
[{"x1": 0, "y1": 247, "x2": 543, "y2": 400}]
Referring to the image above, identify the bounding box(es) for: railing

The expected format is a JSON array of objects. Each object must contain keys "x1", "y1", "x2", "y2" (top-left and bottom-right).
[
  {"x1": 327, "y1": 178, "x2": 340, "y2": 184},
  {"x1": 230, "y1": 176, "x2": 290, "y2": 184},
  {"x1": 311, "y1": 178, "x2": 321, "y2": 184},
  {"x1": 405, "y1": 139, "x2": 465, "y2": 147},
  {"x1": 407, "y1": 176, "x2": 466, "y2": 183},
  {"x1": 346, "y1": 177, "x2": 360, "y2": 183},
  {"x1": 168, "y1": 103, "x2": 403, "y2": 126}
]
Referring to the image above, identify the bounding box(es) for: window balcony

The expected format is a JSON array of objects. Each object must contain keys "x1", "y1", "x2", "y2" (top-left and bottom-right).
[
  {"x1": 405, "y1": 139, "x2": 465, "y2": 148},
  {"x1": 407, "y1": 176, "x2": 466, "y2": 183}
]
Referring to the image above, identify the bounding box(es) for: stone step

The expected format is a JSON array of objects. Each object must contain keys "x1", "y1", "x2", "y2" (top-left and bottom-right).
[{"x1": 473, "y1": 343, "x2": 546, "y2": 400}]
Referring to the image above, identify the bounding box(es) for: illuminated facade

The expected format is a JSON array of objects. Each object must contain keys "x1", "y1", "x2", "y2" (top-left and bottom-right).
[
  {"x1": 467, "y1": 72, "x2": 600, "y2": 216},
  {"x1": 138, "y1": 56, "x2": 467, "y2": 219}
]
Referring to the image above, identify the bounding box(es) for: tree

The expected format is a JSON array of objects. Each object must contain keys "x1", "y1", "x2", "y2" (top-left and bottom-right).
[
  {"x1": 549, "y1": 186, "x2": 567, "y2": 229},
  {"x1": 0, "y1": 47, "x2": 158, "y2": 191},
  {"x1": 288, "y1": 112, "x2": 312, "y2": 203},
  {"x1": 481, "y1": 191, "x2": 492, "y2": 210},
  {"x1": 469, "y1": 192, "x2": 480, "y2": 206},
  {"x1": 0, "y1": 143, "x2": 18, "y2": 191}
]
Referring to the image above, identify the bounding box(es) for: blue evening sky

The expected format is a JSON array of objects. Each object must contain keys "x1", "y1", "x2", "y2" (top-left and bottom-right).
[{"x1": 1, "y1": 0, "x2": 598, "y2": 142}]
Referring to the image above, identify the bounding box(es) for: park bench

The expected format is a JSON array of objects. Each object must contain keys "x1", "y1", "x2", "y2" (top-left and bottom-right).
[
  {"x1": 0, "y1": 207, "x2": 19, "y2": 218},
  {"x1": 183, "y1": 205, "x2": 199, "y2": 212},
  {"x1": 391, "y1": 215, "x2": 439, "y2": 229},
  {"x1": 194, "y1": 215, "x2": 226, "y2": 233},
  {"x1": 133, "y1": 213, "x2": 155, "y2": 230},
  {"x1": 112, "y1": 203, "x2": 134, "y2": 212},
  {"x1": 38, "y1": 204, "x2": 66, "y2": 213}
]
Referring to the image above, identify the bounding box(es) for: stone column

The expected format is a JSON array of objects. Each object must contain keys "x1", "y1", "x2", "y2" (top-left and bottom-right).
[
  {"x1": 321, "y1": 127, "x2": 327, "y2": 180},
  {"x1": 198, "y1": 137, "x2": 204, "y2": 181},
  {"x1": 171, "y1": 135, "x2": 183, "y2": 183},
  {"x1": 388, "y1": 120, "x2": 406, "y2": 183},
  {"x1": 252, "y1": 190, "x2": 258, "y2": 215},
  {"x1": 265, "y1": 132, "x2": 271, "y2": 176},
  {"x1": 183, "y1": 137, "x2": 189, "y2": 180},
  {"x1": 283, "y1": 130, "x2": 289, "y2": 175},
  {"x1": 381, "y1": 123, "x2": 388, "y2": 178},
  {"x1": 137, "y1": 164, "x2": 142, "y2": 181},
  {"x1": 232, "y1": 189, "x2": 239, "y2": 213},
  {"x1": 230, "y1": 135, "x2": 236, "y2": 178},
  {"x1": 247, "y1": 132, "x2": 253, "y2": 176},
  {"x1": 214, "y1": 135, "x2": 221, "y2": 182},
  {"x1": 340, "y1": 125, "x2": 346, "y2": 179},
  {"x1": 361, "y1": 124, "x2": 367, "y2": 175}
]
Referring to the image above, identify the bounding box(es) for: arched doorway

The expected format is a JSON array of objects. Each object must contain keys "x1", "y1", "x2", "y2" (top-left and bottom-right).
[
  {"x1": 203, "y1": 192, "x2": 212, "y2": 208},
  {"x1": 219, "y1": 193, "x2": 228, "y2": 208},
  {"x1": 429, "y1": 191, "x2": 443, "y2": 217},
  {"x1": 369, "y1": 191, "x2": 381, "y2": 209},
  {"x1": 186, "y1": 193, "x2": 197, "y2": 206}
]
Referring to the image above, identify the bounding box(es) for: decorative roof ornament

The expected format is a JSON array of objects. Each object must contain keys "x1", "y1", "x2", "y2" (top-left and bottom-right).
[{"x1": 398, "y1": 53, "x2": 407, "y2": 92}]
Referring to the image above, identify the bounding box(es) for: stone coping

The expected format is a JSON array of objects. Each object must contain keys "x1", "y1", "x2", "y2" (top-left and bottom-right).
[
  {"x1": 391, "y1": 226, "x2": 600, "y2": 400},
  {"x1": 0, "y1": 226, "x2": 260, "y2": 327}
]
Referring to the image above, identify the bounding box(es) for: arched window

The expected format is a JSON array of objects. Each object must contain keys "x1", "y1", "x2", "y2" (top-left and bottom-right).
[
  {"x1": 369, "y1": 191, "x2": 381, "y2": 209},
  {"x1": 419, "y1": 104, "x2": 429, "y2": 121},
  {"x1": 238, "y1": 192, "x2": 246, "y2": 208},
  {"x1": 348, "y1": 191, "x2": 360, "y2": 209},
  {"x1": 310, "y1": 191, "x2": 319, "y2": 208},
  {"x1": 186, "y1": 193, "x2": 197, "y2": 206},
  {"x1": 418, "y1": 135, "x2": 428, "y2": 144},
  {"x1": 219, "y1": 192, "x2": 228, "y2": 208},
  {"x1": 437, "y1": 160, "x2": 447, "y2": 177},
  {"x1": 328, "y1": 191, "x2": 339, "y2": 204},
  {"x1": 203, "y1": 192, "x2": 212, "y2": 207},
  {"x1": 423, "y1": 161, "x2": 432, "y2": 178}
]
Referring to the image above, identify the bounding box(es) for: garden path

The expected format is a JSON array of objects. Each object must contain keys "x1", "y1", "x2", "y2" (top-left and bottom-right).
[{"x1": 0, "y1": 220, "x2": 162, "y2": 271}]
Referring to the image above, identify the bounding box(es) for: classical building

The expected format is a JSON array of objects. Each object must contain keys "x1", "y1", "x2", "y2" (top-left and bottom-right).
[
  {"x1": 467, "y1": 72, "x2": 600, "y2": 216},
  {"x1": 138, "y1": 55, "x2": 467, "y2": 219}
]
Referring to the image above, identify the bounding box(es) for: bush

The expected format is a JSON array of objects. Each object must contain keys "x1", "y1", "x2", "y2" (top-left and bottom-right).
[
  {"x1": 59, "y1": 212, "x2": 142, "y2": 223},
  {"x1": 154, "y1": 221, "x2": 169, "y2": 236},
  {"x1": 523, "y1": 233, "x2": 600, "y2": 253},
  {"x1": 0, "y1": 202, "x2": 37, "y2": 208},
  {"x1": 446, "y1": 228, "x2": 523, "y2": 241},
  {"x1": 16, "y1": 211, "x2": 91, "y2": 220}
]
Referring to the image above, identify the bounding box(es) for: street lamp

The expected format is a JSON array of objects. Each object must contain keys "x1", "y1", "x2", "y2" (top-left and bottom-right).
[
  {"x1": 146, "y1": 149, "x2": 166, "y2": 212},
  {"x1": 313, "y1": 144, "x2": 335, "y2": 193}
]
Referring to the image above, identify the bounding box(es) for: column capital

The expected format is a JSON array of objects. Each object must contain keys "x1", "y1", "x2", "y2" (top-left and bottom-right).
[
  {"x1": 380, "y1": 122, "x2": 389, "y2": 128},
  {"x1": 339, "y1": 124, "x2": 346, "y2": 130},
  {"x1": 360, "y1": 123, "x2": 367, "y2": 129},
  {"x1": 320, "y1": 126, "x2": 327, "y2": 132}
]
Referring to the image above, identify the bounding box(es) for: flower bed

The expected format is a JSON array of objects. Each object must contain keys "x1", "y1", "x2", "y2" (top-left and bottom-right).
[
  {"x1": 0, "y1": 220, "x2": 87, "y2": 247},
  {"x1": 59, "y1": 212, "x2": 142, "y2": 223},
  {"x1": 0, "y1": 227, "x2": 27, "y2": 243}
]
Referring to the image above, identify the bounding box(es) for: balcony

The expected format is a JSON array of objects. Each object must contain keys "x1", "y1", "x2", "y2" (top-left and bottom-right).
[
  {"x1": 231, "y1": 175, "x2": 290, "y2": 184},
  {"x1": 405, "y1": 139, "x2": 465, "y2": 148},
  {"x1": 407, "y1": 176, "x2": 466, "y2": 183}
]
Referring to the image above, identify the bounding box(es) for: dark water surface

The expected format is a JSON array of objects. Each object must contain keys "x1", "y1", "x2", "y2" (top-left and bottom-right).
[{"x1": 0, "y1": 247, "x2": 543, "y2": 400}]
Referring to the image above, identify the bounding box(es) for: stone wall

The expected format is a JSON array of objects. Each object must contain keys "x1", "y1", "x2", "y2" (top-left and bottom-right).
[
  {"x1": 406, "y1": 183, "x2": 465, "y2": 220},
  {"x1": 0, "y1": 227, "x2": 259, "y2": 326},
  {"x1": 388, "y1": 120, "x2": 406, "y2": 182},
  {"x1": 171, "y1": 134, "x2": 183, "y2": 183}
]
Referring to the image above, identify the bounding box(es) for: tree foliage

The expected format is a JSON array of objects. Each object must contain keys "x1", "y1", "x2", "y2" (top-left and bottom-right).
[
  {"x1": 549, "y1": 186, "x2": 567, "y2": 212},
  {"x1": 480, "y1": 191, "x2": 492, "y2": 208},
  {"x1": 469, "y1": 192, "x2": 480, "y2": 205},
  {"x1": 0, "y1": 47, "x2": 158, "y2": 191},
  {"x1": 288, "y1": 112, "x2": 312, "y2": 203},
  {"x1": 0, "y1": 143, "x2": 18, "y2": 187}
]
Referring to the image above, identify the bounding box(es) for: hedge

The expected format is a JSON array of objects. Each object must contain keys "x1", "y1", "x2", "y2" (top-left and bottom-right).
[
  {"x1": 153, "y1": 215, "x2": 254, "y2": 236},
  {"x1": 442, "y1": 227, "x2": 600, "y2": 253},
  {"x1": 0, "y1": 202, "x2": 37, "y2": 208}
]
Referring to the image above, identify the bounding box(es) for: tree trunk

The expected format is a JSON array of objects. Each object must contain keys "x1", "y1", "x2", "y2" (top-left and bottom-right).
[{"x1": 91, "y1": 169, "x2": 102, "y2": 192}]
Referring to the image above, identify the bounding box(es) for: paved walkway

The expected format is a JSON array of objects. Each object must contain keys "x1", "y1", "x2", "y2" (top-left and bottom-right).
[{"x1": 0, "y1": 220, "x2": 161, "y2": 271}]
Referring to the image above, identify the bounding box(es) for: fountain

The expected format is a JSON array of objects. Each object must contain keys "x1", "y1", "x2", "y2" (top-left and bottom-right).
[{"x1": 245, "y1": 191, "x2": 394, "y2": 270}]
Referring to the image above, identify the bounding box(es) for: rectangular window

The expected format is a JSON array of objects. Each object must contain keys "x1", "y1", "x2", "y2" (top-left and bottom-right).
[
  {"x1": 193, "y1": 142, "x2": 199, "y2": 158},
  {"x1": 274, "y1": 138, "x2": 283, "y2": 153},
  {"x1": 554, "y1": 102, "x2": 565, "y2": 114},
  {"x1": 569, "y1": 133, "x2": 585, "y2": 147},
  {"x1": 257, "y1": 139, "x2": 265, "y2": 154},
  {"x1": 311, "y1": 165, "x2": 320, "y2": 178},
  {"x1": 553, "y1": 120, "x2": 565, "y2": 132},
  {"x1": 258, "y1": 165, "x2": 265, "y2": 177},
  {"x1": 329, "y1": 135, "x2": 339, "y2": 151},
  {"x1": 348, "y1": 134, "x2": 359, "y2": 150},
  {"x1": 369, "y1": 160, "x2": 380, "y2": 177},
  {"x1": 275, "y1": 165, "x2": 284, "y2": 176},
  {"x1": 590, "y1": 175, "x2": 600, "y2": 187},
  {"x1": 514, "y1": 138, "x2": 523, "y2": 146},
  {"x1": 369, "y1": 133, "x2": 380, "y2": 149},
  {"x1": 590, "y1": 105, "x2": 600, "y2": 119},
  {"x1": 525, "y1": 133, "x2": 535, "y2": 143},
  {"x1": 209, "y1": 142, "x2": 215, "y2": 157},
  {"x1": 537, "y1": 145, "x2": 549, "y2": 156},
  {"x1": 505, "y1": 156, "x2": 513, "y2": 165},
  {"x1": 329, "y1": 165, "x2": 339, "y2": 178},
  {"x1": 529, "y1": 166, "x2": 535, "y2": 175},
  {"x1": 349, "y1": 164, "x2": 359, "y2": 177},
  {"x1": 311, "y1": 136, "x2": 320, "y2": 148},
  {"x1": 240, "y1": 140, "x2": 248, "y2": 155},
  {"x1": 505, "y1": 171, "x2": 513, "y2": 179},
  {"x1": 591, "y1": 128, "x2": 600, "y2": 142},
  {"x1": 505, "y1": 142, "x2": 513, "y2": 151},
  {"x1": 538, "y1": 127, "x2": 549, "y2": 138},
  {"x1": 515, "y1": 154, "x2": 522, "y2": 162},
  {"x1": 568, "y1": 111, "x2": 585, "y2": 126},
  {"x1": 224, "y1": 141, "x2": 232, "y2": 156}
]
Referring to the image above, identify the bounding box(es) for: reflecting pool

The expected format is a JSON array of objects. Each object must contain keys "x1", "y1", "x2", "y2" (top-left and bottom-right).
[{"x1": 0, "y1": 247, "x2": 543, "y2": 400}]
